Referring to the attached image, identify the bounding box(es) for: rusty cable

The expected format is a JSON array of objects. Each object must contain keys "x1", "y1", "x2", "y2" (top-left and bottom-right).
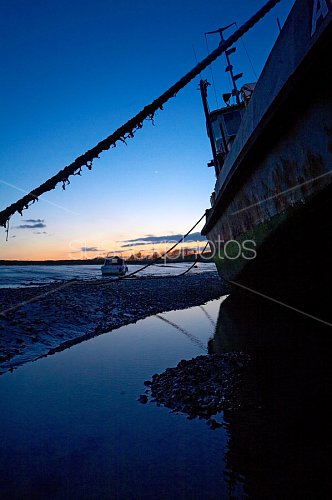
[{"x1": 0, "y1": 0, "x2": 281, "y2": 229}]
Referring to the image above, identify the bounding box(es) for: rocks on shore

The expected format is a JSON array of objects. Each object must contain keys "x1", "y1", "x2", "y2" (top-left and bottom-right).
[{"x1": 138, "y1": 352, "x2": 251, "y2": 429}]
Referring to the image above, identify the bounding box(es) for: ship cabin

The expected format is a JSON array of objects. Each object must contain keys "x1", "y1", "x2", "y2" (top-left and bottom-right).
[
  {"x1": 209, "y1": 103, "x2": 245, "y2": 167},
  {"x1": 201, "y1": 81, "x2": 256, "y2": 178}
]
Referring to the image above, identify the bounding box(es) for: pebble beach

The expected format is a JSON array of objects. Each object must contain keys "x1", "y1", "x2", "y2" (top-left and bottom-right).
[{"x1": 0, "y1": 271, "x2": 227, "y2": 374}]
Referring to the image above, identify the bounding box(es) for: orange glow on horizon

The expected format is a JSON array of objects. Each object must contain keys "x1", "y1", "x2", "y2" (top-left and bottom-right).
[{"x1": 0, "y1": 239, "x2": 207, "y2": 261}]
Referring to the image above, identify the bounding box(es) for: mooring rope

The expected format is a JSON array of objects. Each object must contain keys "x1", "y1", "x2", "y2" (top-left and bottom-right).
[
  {"x1": 63, "y1": 211, "x2": 208, "y2": 286},
  {"x1": 0, "y1": 0, "x2": 281, "y2": 229},
  {"x1": 174, "y1": 241, "x2": 210, "y2": 277},
  {"x1": 105, "y1": 213, "x2": 208, "y2": 283},
  {"x1": 0, "y1": 213, "x2": 211, "y2": 316}
]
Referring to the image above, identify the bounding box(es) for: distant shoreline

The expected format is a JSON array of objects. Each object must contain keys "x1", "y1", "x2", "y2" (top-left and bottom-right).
[
  {"x1": 0, "y1": 259, "x2": 105, "y2": 266},
  {"x1": 0, "y1": 255, "x2": 214, "y2": 266}
]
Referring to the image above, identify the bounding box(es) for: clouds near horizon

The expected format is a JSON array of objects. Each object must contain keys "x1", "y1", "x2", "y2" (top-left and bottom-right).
[
  {"x1": 120, "y1": 232, "x2": 206, "y2": 248},
  {"x1": 23, "y1": 219, "x2": 45, "y2": 223},
  {"x1": 16, "y1": 222, "x2": 46, "y2": 229},
  {"x1": 79, "y1": 247, "x2": 105, "y2": 252}
]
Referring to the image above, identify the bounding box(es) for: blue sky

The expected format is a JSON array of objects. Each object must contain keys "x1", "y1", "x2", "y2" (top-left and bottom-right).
[{"x1": 0, "y1": 0, "x2": 294, "y2": 259}]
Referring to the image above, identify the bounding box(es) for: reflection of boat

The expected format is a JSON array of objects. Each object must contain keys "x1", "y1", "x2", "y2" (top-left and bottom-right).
[
  {"x1": 208, "y1": 292, "x2": 331, "y2": 498},
  {"x1": 201, "y1": 1, "x2": 332, "y2": 314},
  {"x1": 101, "y1": 256, "x2": 128, "y2": 276}
]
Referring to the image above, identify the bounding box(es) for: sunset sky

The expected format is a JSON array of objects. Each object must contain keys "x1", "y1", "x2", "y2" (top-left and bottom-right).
[{"x1": 0, "y1": 0, "x2": 293, "y2": 260}]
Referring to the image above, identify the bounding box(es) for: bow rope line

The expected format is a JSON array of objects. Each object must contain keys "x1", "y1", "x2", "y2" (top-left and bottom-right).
[
  {"x1": 172, "y1": 241, "x2": 210, "y2": 277},
  {"x1": 0, "y1": 0, "x2": 281, "y2": 230},
  {"x1": 100, "y1": 212, "x2": 208, "y2": 283},
  {"x1": 0, "y1": 213, "x2": 211, "y2": 316}
]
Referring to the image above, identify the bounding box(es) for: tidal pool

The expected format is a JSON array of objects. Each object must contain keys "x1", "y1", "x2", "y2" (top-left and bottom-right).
[
  {"x1": 0, "y1": 298, "x2": 231, "y2": 499},
  {"x1": 0, "y1": 293, "x2": 330, "y2": 499}
]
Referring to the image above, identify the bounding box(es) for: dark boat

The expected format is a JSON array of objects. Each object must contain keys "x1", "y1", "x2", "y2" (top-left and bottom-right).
[{"x1": 201, "y1": 0, "x2": 332, "y2": 317}]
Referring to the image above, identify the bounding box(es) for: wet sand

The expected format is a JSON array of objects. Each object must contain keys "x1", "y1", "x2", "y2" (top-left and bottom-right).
[{"x1": 0, "y1": 272, "x2": 227, "y2": 374}]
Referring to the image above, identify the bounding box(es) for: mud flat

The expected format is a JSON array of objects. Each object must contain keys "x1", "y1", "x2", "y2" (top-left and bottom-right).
[{"x1": 0, "y1": 272, "x2": 227, "y2": 374}]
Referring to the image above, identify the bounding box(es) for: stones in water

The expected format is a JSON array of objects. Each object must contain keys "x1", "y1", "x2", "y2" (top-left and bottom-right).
[
  {"x1": 138, "y1": 352, "x2": 251, "y2": 429},
  {"x1": 138, "y1": 394, "x2": 148, "y2": 404}
]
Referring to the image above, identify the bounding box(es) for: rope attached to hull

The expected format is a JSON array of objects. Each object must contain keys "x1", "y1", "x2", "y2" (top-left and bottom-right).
[
  {"x1": 0, "y1": 213, "x2": 211, "y2": 316},
  {"x1": 0, "y1": 0, "x2": 281, "y2": 229}
]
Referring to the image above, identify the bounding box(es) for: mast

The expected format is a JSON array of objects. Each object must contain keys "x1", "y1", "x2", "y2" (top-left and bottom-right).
[
  {"x1": 199, "y1": 79, "x2": 220, "y2": 177},
  {"x1": 200, "y1": 23, "x2": 245, "y2": 178},
  {"x1": 205, "y1": 23, "x2": 243, "y2": 105}
]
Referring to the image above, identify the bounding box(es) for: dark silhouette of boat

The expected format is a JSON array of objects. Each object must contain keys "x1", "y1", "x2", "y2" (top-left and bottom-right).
[{"x1": 201, "y1": 0, "x2": 332, "y2": 317}]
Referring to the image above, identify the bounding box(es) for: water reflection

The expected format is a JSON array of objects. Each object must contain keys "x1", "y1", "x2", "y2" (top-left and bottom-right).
[
  {"x1": 156, "y1": 314, "x2": 207, "y2": 352},
  {"x1": 0, "y1": 293, "x2": 330, "y2": 499},
  {"x1": 0, "y1": 299, "x2": 227, "y2": 499},
  {"x1": 210, "y1": 290, "x2": 331, "y2": 498}
]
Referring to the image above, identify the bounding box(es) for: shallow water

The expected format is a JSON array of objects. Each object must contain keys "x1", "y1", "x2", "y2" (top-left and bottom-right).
[
  {"x1": 0, "y1": 294, "x2": 330, "y2": 499},
  {"x1": 0, "y1": 262, "x2": 216, "y2": 288},
  {"x1": 0, "y1": 298, "x2": 230, "y2": 499}
]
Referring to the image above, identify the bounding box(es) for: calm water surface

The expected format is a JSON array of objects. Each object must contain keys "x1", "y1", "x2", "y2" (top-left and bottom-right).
[
  {"x1": 0, "y1": 299, "x2": 229, "y2": 499},
  {"x1": 0, "y1": 294, "x2": 330, "y2": 499}
]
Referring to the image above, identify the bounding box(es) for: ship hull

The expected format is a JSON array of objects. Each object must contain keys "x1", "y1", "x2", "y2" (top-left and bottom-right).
[{"x1": 202, "y1": 0, "x2": 332, "y2": 316}]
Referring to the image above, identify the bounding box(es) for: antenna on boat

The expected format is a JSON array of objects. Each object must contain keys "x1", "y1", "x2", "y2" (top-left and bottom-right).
[
  {"x1": 205, "y1": 23, "x2": 243, "y2": 105},
  {"x1": 199, "y1": 79, "x2": 221, "y2": 177}
]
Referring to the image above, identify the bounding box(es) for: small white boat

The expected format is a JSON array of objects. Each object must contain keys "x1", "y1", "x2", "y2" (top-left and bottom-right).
[{"x1": 101, "y1": 256, "x2": 128, "y2": 276}]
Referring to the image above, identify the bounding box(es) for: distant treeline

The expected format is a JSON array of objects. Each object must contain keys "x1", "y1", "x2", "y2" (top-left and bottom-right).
[
  {"x1": 0, "y1": 258, "x2": 105, "y2": 266},
  {"x1": 0, "y1": 254, "x2": 214, "y2": 266}
]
